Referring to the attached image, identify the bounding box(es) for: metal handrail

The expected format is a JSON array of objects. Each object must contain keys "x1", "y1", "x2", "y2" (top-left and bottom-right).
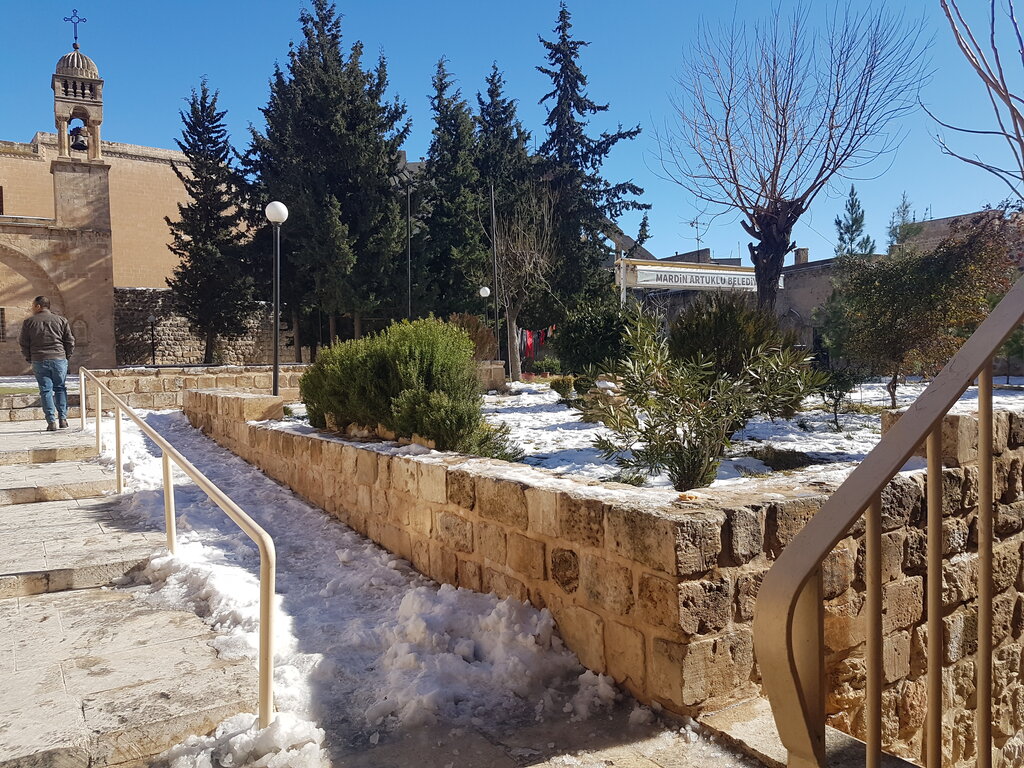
[
  {"x1": 78, "y1": 368, "x2": 277, "y2": 729},
  {"x1": 754, "y1": 272, "x2": 1024, "y2": 768}
]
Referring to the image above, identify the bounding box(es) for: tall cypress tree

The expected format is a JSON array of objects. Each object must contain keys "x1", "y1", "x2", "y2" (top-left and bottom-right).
[
  {"x1": 537, "y1": 2, "x2": 648, "y2": 309},
  {"x1": 166, "y1": 79, "x2": 255, "y2": 364},
  {"x1": 245, "y1": 0, "x2": 410, "y2": 342},
  {"x1": 834, "y1": 185, "x2": 876, "y2": 257},
  {"x1": 419, "y1": 58, "x2": 488, "y2": 316}
]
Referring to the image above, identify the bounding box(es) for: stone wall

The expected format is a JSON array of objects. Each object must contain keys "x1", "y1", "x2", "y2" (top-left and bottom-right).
[
  {"x1": 114, "y1": 288, "x2": 278, "y2": 367},
  {"x1": 182, "y1": 390, "x2": 1024, "y2": 766},
  {"x1": 83, "y1": 366, "x2": 304, "y2": 412}
]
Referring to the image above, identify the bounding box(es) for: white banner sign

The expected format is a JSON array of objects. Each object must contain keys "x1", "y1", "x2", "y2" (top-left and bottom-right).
[{"x1": 634, "y1": 267, "x2": 776, "y2": 291}]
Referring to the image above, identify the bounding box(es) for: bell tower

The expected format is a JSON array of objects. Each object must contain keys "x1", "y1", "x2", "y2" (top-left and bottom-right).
[{"x1": 52, "y1": 42, "x2": 104, "y2": 161}]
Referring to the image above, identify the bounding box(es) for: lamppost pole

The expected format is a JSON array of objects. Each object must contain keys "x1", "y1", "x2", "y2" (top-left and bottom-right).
[
  {"x1": 272, "y1": 222, "x2": 281, "y2": 396},
  {"x1": 406, "y1": 184, "x2": 412, "y2": 320},
  {"x1": 264, "y1": 202, "x2": 289, "y2": 397},
  {"x1": 489, "y1": 182, "x2": 502, "y2": 372}
]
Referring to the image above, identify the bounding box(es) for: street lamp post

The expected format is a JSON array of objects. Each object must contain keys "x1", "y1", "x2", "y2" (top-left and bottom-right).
[
  {"x1": 147, "y1": 314, "x2": 156, "y2": 365},
  {"x1": 264, "y1": 201, "x2": 289, "y2": 397}
]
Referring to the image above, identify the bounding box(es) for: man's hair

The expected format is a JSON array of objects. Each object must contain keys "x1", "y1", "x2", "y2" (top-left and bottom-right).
[{"x1": 33, "y1": 296, "x2": 50, "y2": 309}]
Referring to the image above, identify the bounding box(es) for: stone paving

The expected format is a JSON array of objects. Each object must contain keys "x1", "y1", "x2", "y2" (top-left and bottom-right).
[
  {"x1": 0, "y1": 419, "x2": 95, "y2": 465},
  {"x1": 0, "y1": 419, "x2": 258, "y2": 767},
  {"x1": 0, "y1": 589, "x2": 256, "y2": 767}
]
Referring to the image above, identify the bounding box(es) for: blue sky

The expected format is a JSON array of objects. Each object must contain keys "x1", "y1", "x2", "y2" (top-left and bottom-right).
[{"x1": 0, "y1": 1, "x2": 1014, "y2": 264}]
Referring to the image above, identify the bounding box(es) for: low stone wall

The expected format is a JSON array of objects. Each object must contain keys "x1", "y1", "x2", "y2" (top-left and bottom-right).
[
  {"x1": 183, "y1": 390, "x2": 1024, "y2": 766},
  {"x1": 83, "y1": 366, "x2": 305, "y2": 411}
]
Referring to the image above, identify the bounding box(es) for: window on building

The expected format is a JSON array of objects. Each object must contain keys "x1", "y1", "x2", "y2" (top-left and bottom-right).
[
  {"x1": 0, "y1": 186, "x2": 5, "y2": 215},
  {"x1": 0, "y1": 308, "x2": 6, "y2": 342}
]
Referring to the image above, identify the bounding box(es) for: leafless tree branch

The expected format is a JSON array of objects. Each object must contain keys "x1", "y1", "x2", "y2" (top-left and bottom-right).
[
  {"x1": 656, "y1": 7, "x2": 927, "y2": 307},
  {"x1": 936, "y1": 0, "x2": 1024, "y2": 199}
]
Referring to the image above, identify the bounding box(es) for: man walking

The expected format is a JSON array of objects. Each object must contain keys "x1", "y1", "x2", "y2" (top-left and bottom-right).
[{"x1": 19, "y1": 296, "x2": 75, "y2": 432}]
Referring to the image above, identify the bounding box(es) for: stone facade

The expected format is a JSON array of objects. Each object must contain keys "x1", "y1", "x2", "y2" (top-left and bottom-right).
[
  {"x1": 182, "y1": 390, "x2": 1024, "y2": 766},
  {"x1": 114, "y1": 288, "x2": 276, "y2": 367}
]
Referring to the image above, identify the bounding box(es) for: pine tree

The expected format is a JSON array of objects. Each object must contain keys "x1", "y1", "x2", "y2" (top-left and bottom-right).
[
  {"x1": 419, "y1": 58, "x2": 488, "y2": 316},
  {"x1": 244, "y1": 0, "x2": 410, "y2": 343},
  {"x1": 476, "y1": 64, "x2": 533, "y2": 219},
  {"x1": 887, "y1": 192, "x2": 924, "y2": 250},
  {"x1": 834, "y1": 185, "x2": 876, "y2": 257},
  {"x1": 166, "y1": 80, "x2": 255, "y2": 364},
  {"x1": 537, "y1": 2, "x2": 648, "y2": 311}
]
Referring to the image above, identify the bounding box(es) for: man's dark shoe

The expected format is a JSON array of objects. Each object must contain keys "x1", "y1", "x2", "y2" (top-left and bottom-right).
[
  {"x1": 46, "y1": 421, "x2": 57, "y2": 432},
  {"x1": 58, "y1": 418, "x2": 69, "y2": 429}
]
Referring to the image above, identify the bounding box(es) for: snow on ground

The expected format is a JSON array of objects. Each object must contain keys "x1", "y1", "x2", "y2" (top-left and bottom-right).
[
  {"x1": 482, "y1": 378, "x2": 1024, "y2": 490},
  {"x1": 89, "y1": 411, "x2": 747, "y2": 766}
]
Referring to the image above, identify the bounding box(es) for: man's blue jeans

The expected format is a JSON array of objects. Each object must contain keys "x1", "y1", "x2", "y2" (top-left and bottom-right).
[{"x1": 32, "y1": 358, "x2": 69, "y2": 424}]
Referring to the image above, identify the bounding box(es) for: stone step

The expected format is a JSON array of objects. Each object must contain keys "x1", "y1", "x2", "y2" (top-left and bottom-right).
[
  {"x1": 0, "y1": 497, "x2": 164, "y2": 598},
  {"x1": 0, "y1": 420, "x2": 96, "y2": 465},
  {"x1": 0, "y1": 392, "x2": 81, "y2": 411},
  {"x1": 0, "y1": 461, "x2": 114, "y2": 506},
  {"x1": 0, "y1": 588, "x2": 257, "y2": 768},
  {"x1": 700, "y1": 697, "x2": 917, "y2": 768},
  {"x1": 3, "y1": 405, "x2": 83, "y2": 422}
]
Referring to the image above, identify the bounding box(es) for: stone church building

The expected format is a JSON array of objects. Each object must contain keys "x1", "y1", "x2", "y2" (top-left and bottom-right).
[{"x1": 0, "y1": 43, "x2": 271, "y2": 376}]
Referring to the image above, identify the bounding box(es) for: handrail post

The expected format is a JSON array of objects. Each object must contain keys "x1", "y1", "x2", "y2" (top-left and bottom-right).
[
  {"x1": 926, "y1": 427, "x2": 943, "y2": 768},
  {"x1": 162, "y1": 451, "x2": 176, "y2": 554},
  {"x1": 114, "y1": 404, "x2": 123, "y2": 494},
  {"x1": 95, "y1": 387, "x2": 102, "y2": 455},
  {"x1": 79, "y1": 369, "x2": 86, "y2": 431},
  {"x1": 259, "y1": 551, "x2": 276, "y2": 728},
  {"x1": 866, "y1": 495, "x2": 883, "y2": 768},
  {"x1": 978, "y1": 361, "x2": 994, "y2": 768}
]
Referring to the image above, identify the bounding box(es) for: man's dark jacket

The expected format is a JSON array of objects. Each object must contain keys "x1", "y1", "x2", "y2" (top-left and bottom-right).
[{"x1": 19, "y1": 309, "x2": 75, "y2": 363}]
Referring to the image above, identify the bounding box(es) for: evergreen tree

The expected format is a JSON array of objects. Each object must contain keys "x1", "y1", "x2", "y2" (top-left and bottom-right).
[
  {"x1": 834, "y1": 185, "x2": 876, "y2": 257},
  {"x1": 166, "y1": 80, "x2": 255, "y2": 364},
  {"x1": 887, "y1": 191, "x2": 924, "y2": 250},
  {"x1": 245, "y1": 0, "x2": 410, "y2": 343},
  {"x1": 419, "y1": 58, "x2": 488, "y2": 316},
  {"x1": 537, "y1": 2, "x2": 648, "y2": 311},
  {"x1": 475, "y1": 63, "x2": 535, "y2": 357},
  {"x1": 476, "y1": 64, "x2": 533, "y2": 219}
]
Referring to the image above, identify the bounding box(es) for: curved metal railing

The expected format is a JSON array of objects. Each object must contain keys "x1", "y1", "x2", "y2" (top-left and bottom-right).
[
  {"x1": 78, "y1": 368, "x2": 278, "y2": 729},
  {"x1": 754, "y1": 273, "x2": 1024, "y2": 768}
]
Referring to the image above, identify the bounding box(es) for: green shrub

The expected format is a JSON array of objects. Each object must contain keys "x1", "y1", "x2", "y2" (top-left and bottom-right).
[
  {"x1": 299, "y1": 318, "x2": 520, "y2": 458},
  {"x1": 592, "y1": 305, "x2": 823, "y2": 491},
  {"x1": 549, "y1": 375, "x2": 575, "y2": 400},
  {"x1": 668, "y1": 291, "x2": 798, "y2": 375},
  {"x1": 555, "y1": 303, "x2": 628, "y2": 373}
]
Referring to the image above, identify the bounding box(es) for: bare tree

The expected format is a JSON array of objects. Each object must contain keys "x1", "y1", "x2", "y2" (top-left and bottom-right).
[
  {"x1": 932, "y1": 1, "x2": 1024, "y2": 197},
  {"x1": 494, "y1": 185, "x2": 558, "y2": 381},
  {"x1": 658, "y1": 9, "x2": 927, "y2": 308}
]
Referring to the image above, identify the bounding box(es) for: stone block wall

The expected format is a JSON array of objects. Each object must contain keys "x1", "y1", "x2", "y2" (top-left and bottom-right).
[
  {"x1": 82, "y1": 366, "x2": 304, "y2": 412},
  {"x1": 182, "y1": 391, "x2": 1024, "y2": 766},
  {"x1": 114, "y1": 288, "x2": 280, "y2": 367}
]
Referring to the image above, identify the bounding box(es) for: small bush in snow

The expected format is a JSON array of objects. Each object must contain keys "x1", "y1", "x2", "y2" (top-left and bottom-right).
[{"x1": 300, "y1": 318, "x2": 521, "y2": 457}]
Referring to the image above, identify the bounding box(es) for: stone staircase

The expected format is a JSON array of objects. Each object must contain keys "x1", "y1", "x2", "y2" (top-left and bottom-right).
[{"x1": 0, "y1": 419, "x2": 257, "y2": 767}]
